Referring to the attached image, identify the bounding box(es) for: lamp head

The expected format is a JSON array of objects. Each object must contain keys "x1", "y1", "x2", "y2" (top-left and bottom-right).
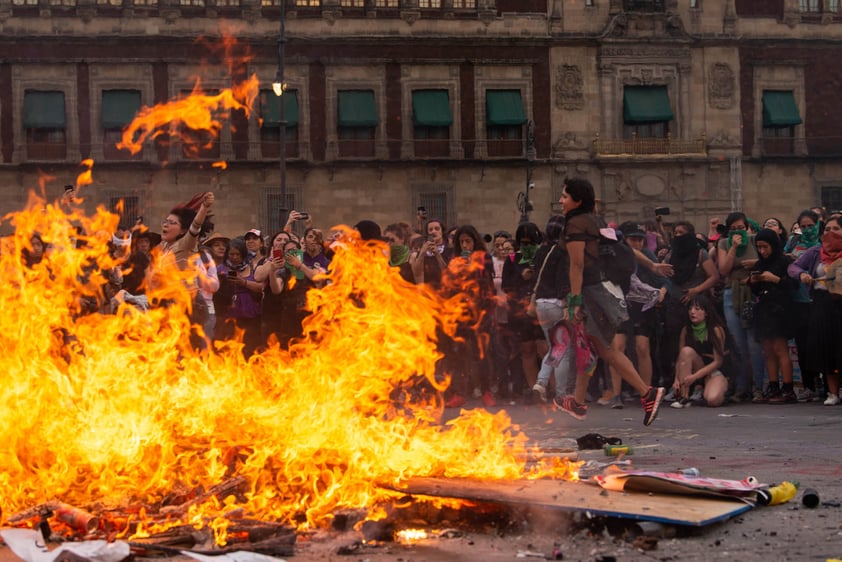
[{"x1": 272, "y1": 70, "x2": 285, "y2": 97}]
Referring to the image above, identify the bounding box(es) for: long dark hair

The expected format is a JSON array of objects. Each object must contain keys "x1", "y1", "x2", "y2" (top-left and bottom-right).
[
  {"x1": 514, "y1": 222, "x2": 543, "y2": 245},
  {"x1": 453, "y1": 224, "x2": 487, "y2": 253},
  {"x1": 683, "y1": 294, "x2": 726, "y2": 358},
  {"x1": 725, "y1": 211, "x2": 747, "y2": 230},
  {"x1": 170, "y1": 206, "x2": 214, "y2": 240}
]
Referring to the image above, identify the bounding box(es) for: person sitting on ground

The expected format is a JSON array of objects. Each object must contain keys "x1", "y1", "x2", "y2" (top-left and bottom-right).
[{"x1": 671, "y1": 295, "x2": 729, "y2": 408}]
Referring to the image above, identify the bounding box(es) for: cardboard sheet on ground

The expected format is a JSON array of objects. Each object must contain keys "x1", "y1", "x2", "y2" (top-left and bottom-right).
[
  {"x1": 389, "y1": 477, "x2": 753, "y2": 527},
  {"x1": 594, "y1": 470, "x2": 766, "y2": 501}
]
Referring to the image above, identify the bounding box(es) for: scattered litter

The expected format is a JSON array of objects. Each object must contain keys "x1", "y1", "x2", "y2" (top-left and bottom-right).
[
  {"x1": 516, "y1": 550, "x2": 547, "y2": 558},
  {"x1": 0, "y1": 529, "x2": 131, "y2": 562},
  {"x1": 802, "y1": 488, "x2": 820, "y2": 508},
  {"x1": 631, "y1": 534, "x2": 658, "y2": 550},
  {"x1": 183, "y1": 551, "x2": 287, "y2": 562},
  {"x1": 437, "y1": 529, "x2": 463, "y2": 539},
  {"x1": 630, "y1": 521, "x2": 676, "y2": 539},
  {"x1": 756, "y1": 481, "x2": 797, "y2": 506},
  {"x1": 576, "y1": 433, "x2": 622, "y2": 450},
  {"x1": 604, "y1": 445, "x2": 632, "y2": 456},
  {"x1": 578, "y1": 459, "x2": 632, "y2": 474}
]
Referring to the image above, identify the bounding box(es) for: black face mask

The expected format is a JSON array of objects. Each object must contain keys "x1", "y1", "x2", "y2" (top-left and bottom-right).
[{"x1": 672, "y1": 233, "x2": 699, "y2": 256}]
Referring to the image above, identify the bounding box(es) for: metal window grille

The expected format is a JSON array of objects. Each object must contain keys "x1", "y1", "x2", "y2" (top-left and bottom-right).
[
  {"x1": 822, "y1": 186, "x2": 842, "y2": 213},
  {"x1": 265, "y1": 189, "x2": 297, "y2": 235},
  {"x1": 418, "y1": 192, "x2": 449, "y2": 226},
  {"x1": 110, "y1": 196, "x2": 140, "y2": 227}
]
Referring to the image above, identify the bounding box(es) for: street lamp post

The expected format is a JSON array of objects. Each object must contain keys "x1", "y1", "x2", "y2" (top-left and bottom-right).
[
  {"x1": 272, "y1": 0, "x2": 288, "y2": 212},
  {"x1": 518, "y1": 120, "x2": 536, "y2": 224}
]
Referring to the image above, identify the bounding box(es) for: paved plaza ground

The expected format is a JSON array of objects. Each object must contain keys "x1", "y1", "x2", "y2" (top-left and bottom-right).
[{"x1": 2, "y1": 399, "x2": 840, "y2": 562}]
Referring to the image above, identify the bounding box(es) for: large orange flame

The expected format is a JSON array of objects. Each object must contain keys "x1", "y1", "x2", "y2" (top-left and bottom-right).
[
  {"x1": 116, "y1": 78, "x2": 257, "y2": 156},
  {"x1": 0, "y1": 204, "x2": 578, "y2": 542}
]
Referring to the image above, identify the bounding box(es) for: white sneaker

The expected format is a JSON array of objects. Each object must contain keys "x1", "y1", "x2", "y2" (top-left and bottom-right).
[
  {"x1": 670, "y1": 399, "x2": 691, "y2": 409},
  {"x1": 796, "y1": 388, "x2": 815, "y2": 402},
  {"x1": 532, "y1": 383, "x2": 548, "y2": 403},
  {"x1": 824, "y1": 394, "x2": 840, "y2": 406}
]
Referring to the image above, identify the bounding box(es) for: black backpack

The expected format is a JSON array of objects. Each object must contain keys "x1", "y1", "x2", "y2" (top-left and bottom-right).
[{"x1": 598, "y1": 230, "x2": 636, "y2": 293}]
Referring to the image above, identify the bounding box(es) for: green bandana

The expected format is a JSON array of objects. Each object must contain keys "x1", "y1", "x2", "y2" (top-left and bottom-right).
[
  {"x1": 285, "y1": 250, "x2": 306, "y2": 280},
  {"x1": 518, "y1": 244, "x2": 538, "y2": 265},
  {"x1": 691, "y1": 320, "x2": 708, "y2": 343},
  {"x1": 800, "y1": 224, "x2": 819, "y2": 247},
  {"x1": 389, "y1": 245, "x2": 410, "y2": 267},
  {"x1": 728, "y1": 230, "x2": 748, "y2": 257}
]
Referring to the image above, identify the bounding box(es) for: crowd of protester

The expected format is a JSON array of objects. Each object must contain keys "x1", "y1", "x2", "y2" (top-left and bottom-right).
[{"x1": 18, "y1": 181, "x2": 842, "y2": 426}]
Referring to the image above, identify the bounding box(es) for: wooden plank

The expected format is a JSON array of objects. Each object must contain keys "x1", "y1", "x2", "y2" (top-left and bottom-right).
[{"x1": 387, "y1": 477, "x2": 753, "y2": 527}]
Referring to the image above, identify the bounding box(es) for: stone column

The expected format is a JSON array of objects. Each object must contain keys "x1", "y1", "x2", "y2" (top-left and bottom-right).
[
  {"x1": 599, "y1": 64, "x2": 615, "y2": 138},
  {"x1": 679, "y1": 63, "x2": 691, "y2": 139}
]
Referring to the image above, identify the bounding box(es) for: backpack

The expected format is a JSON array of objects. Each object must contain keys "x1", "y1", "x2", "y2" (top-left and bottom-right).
[{"x1": 597, "y1": 227, "x2": 636, "y2": 292}]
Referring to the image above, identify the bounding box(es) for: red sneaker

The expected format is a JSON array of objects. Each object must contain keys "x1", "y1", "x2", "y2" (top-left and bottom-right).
[
  {"x1": 482, "y1": 391, "x2": 497, "y2": 408},
  {"x1": 445, "y1": 394, "x2": 466, "y2": 408}
]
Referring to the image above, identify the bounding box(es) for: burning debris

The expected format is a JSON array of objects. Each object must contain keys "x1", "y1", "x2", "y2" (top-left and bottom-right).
[{"x1": 0, "y1": 197, "x2": 581, "y2": 558}]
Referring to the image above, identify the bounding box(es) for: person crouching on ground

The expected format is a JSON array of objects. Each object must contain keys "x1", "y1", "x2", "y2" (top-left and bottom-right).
[{"x1": 671, "y1": 295, "x2": 729, "y2": 408}]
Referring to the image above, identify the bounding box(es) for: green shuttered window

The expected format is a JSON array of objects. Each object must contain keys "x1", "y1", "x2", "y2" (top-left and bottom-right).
[
  {"x1": 412, "y1": 90, "x2": 453, "y2": 127},
  {"x1": 485, "y1": 90, "x2": 527, "y2": 126},
  {"x1": 24, "y1": 90, "x2": 66, "y2": 128},
  {"x1": 260, "y1": 89, "x2": 300, "y2": 127},
  {"x1": 623, "y1": 86, "x2": 674, "y2": 123},
  {"x1": 337, "y1": 90, "x2": 378, "y2": 127},
  {"x1": 762, "y1": 90, "x2": 802, "y2": 127},
  {"x1": 102, "y1": 90, "x2": 142, "y2": 129}
]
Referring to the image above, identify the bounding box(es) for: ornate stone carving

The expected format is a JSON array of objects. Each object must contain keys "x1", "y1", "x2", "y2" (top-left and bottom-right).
[
  {"x1": 636, "y1": 174, "x2": 666, "y2": 197},
  {"x1": 600, "y1": 45, "x2": 690, "y2": 60},
  {"x1": 708, "y1": 63, "x2": 735, "y2": 110},
  {"x1": 604, "y1": 12, "x2": 691, "y2": 41},
  {"x1": 478, "y1": 7, "x2": 495, "y2": 26},
  {"x1": 556, "y1": 65, "x2": 584, "y2": 110},
  {"x1": 322, "y1": 9, "x2": 340, "y2": 25},
  {"x1": 400, "y1": 10, "x2": 420, "y2": 25},
  {"x1": 708, "y1": 129, "x2": 740, "y2": 147},
  {"x1": 552, "y1": 132, "x2": 587, "y2": 152}
]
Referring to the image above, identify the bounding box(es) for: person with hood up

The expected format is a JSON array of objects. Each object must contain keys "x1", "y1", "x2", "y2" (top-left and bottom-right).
[{"x1": 748, "y1": 228, "x2": 799, "y2": 403}]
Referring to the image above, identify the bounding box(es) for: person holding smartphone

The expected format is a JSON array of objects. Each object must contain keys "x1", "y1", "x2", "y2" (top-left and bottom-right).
[
  {"x1": 409, "y1": 218, "x2": 451, "y2": 289},
  {"x1": 747, "y1": 228, "x2": 799, "y2": 403},
  {"x1": 215, "y1": 237, "x2": 265, "y2": 358}
]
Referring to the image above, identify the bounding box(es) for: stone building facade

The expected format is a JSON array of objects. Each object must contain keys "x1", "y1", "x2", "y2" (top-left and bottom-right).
[{"x1": 0, "y1": 0, "x2": 841, "y2": 238}]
